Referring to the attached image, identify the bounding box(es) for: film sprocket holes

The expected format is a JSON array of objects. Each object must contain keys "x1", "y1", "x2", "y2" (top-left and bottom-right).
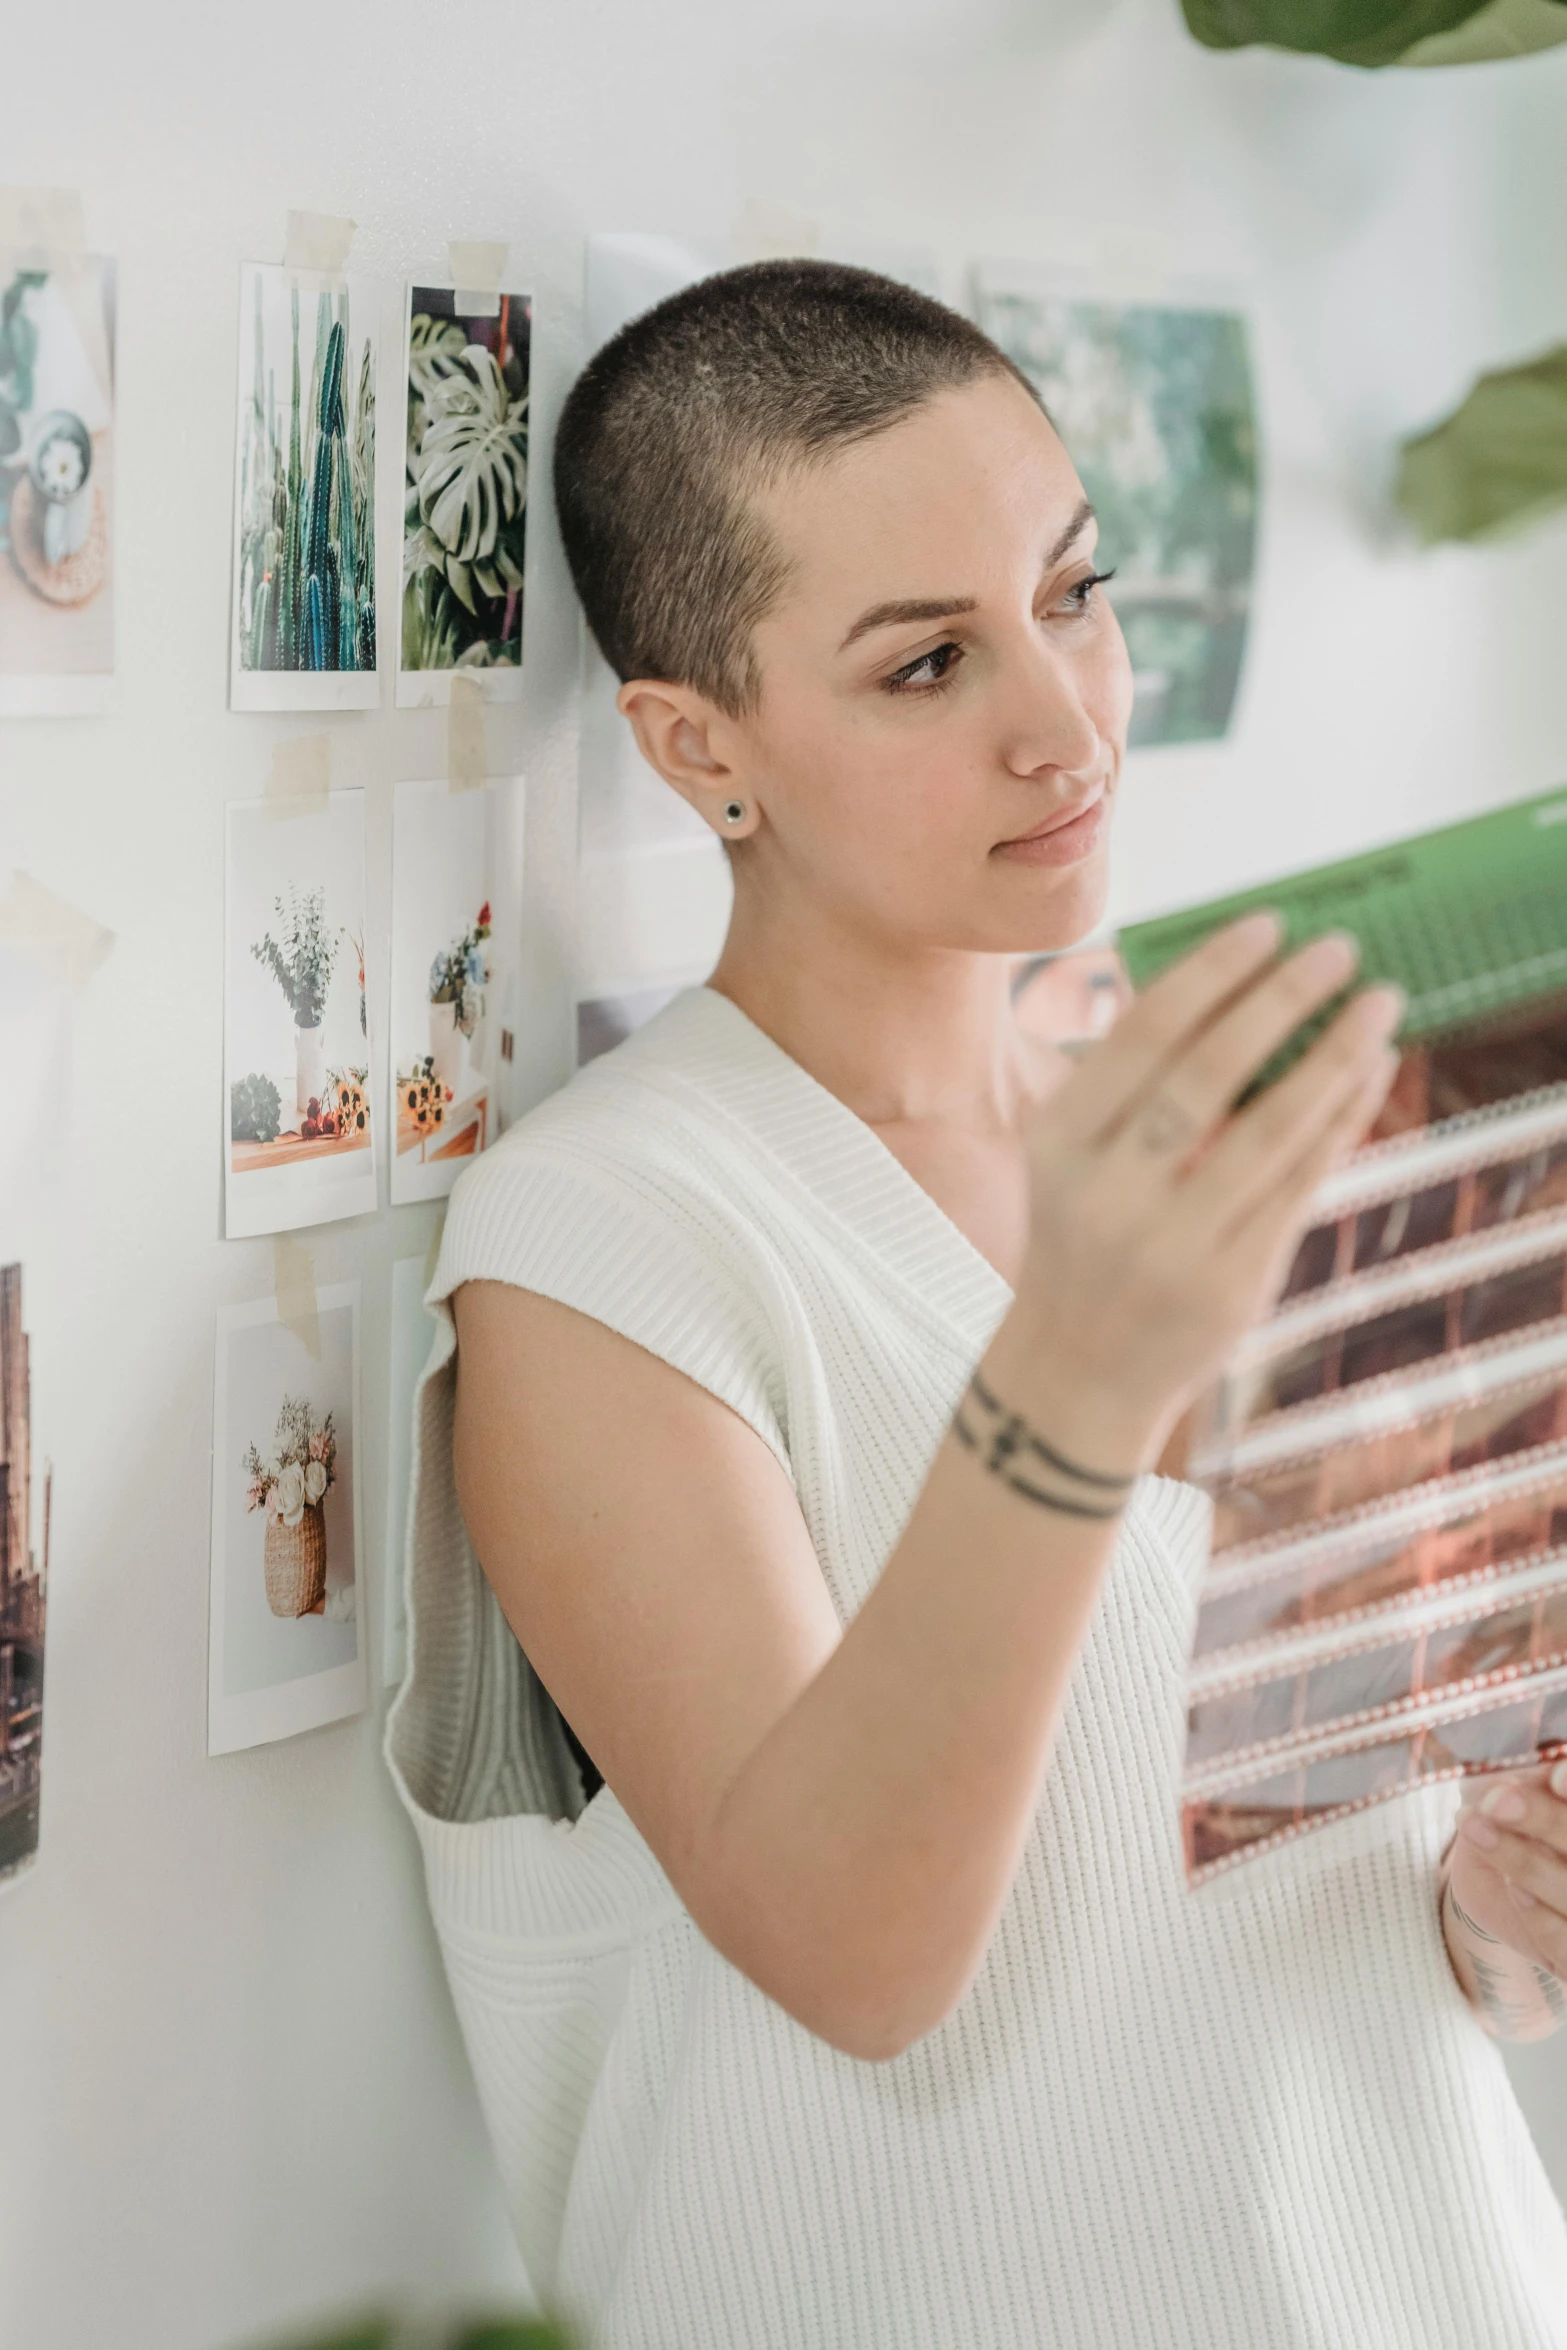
[{"x1": 1120, "y1": 788, "x2": 1567, "y2": 1880}]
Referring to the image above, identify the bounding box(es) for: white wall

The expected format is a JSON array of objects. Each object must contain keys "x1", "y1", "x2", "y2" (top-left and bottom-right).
[{"x1": 2, "y1": 3, "x2": 1564, "y2": 2345}]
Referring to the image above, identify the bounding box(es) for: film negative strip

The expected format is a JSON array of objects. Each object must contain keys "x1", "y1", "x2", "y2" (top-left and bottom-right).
[{"x1": 1117, "y1": 794, "x2": 1567, "y2": 1881}]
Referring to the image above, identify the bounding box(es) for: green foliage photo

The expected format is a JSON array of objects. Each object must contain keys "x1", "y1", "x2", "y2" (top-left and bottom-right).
[
  {"x1": 251, "y1": 884, "x2": 340, "y2": 1027},
  {"x1": 1179, "y1": 0, "x2": 1567, "y2": 67},
  {"x1": 976, "y1": 289, "x2": 1257, "y2": 749},
  {"x1": 238, "y1": 269, "x2": 377, "y2": 673},
  {"x1": 402, "y1": 289, "x2": 531, "y2": 674},
  {"x1": 230, "y1": 1071, "x2": 283, "y2": 1145}
]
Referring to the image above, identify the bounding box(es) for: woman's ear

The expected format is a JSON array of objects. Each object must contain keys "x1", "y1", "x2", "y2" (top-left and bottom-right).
[{"x1": 617, "y1": 679, "x2": 760, "y2": 841}]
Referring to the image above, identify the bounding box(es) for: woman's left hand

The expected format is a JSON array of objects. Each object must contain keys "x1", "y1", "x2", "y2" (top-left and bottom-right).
[{"x1": 1449, "y1": 1760, "x2": 1567, "y2": 1987}]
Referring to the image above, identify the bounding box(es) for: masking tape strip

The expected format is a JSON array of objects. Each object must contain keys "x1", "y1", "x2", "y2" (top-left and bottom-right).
[
  {"x1": 0, "y1": 187, "x2": 87, "y2": 260},
  {"x1": 283, "y1": 210, "x2": 356, "y2": 281},
  {"x1": 447, "y1": 674, "x2": 486, "y2": 791},
  {"x1": 265, "y1": 734, "x2": 331, "y2": 820},
  {"x1": 273, "y1": 1234, "x2": 322, "y2": 1359},
  {"x1": 449, "y1": 239, "x2": 508, "y2": 317},
  {"x1": 0, "y1": 872, "x2": 114, "y2": 992},
  {"x1": 732, "y1": 199, "x2": 820, "y2": 263}
]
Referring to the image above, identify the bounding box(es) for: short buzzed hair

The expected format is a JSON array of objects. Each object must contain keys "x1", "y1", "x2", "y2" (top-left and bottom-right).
[{"x1": 553, "y1": 259, "x2": 1039, "y2": 714}]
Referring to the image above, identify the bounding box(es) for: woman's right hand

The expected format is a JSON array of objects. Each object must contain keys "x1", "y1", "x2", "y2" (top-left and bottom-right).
[{"x1": 1002, "y1": 911, "x2": 1404, "y2": 1473}]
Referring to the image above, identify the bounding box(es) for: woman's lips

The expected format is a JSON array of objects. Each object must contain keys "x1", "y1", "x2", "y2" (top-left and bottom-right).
[{"x1": 993, "y1": 793, "x2": 1106, "y2": 867}]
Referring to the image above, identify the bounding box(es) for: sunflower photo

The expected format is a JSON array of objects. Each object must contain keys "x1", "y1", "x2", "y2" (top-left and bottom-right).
[{"x1": 397, "y1": 282, "x2": 531, "y2": 706}]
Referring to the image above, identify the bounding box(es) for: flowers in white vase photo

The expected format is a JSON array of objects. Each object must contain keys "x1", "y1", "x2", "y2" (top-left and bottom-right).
[
  {"x1": 208, "y1": 1286, "x2": 365, "y2": 1757},
  {"x1": 224, "y1": 789, "x2": 377, "y2": 1237}
]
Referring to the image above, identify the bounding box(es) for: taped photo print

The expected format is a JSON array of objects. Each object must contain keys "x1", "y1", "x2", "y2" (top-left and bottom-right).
[
  {"x1": 398, "y1": 282, "x2": 531, "y2": 707},
  {"x1": 974, "y1": 264, "x2": 1257, "y2": 751},
  {"x1": 0, "y1": 251, "x2": 116, "y2": 715},
  {"x1": 388, "y1": 776, "x2": 519, "y2": 1204},
  {"x1": 229, "y1": 264, "x2": 379, "y2": 712},
  {"x1": 224, "y1": 789, "x2": 376, "y2": 1237},
  {"x1": 208, "y1": 1285, "x2": 365, "y2": 1755}
]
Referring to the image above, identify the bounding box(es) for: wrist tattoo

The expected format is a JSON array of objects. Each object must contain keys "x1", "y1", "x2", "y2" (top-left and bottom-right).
[{"x1": 954, "y1": 1371, "x2": 1137, "y2": 1520}]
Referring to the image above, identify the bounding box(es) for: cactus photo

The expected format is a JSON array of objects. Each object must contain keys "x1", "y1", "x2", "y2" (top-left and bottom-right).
[
  {"x1": 230, "y1": 263, "x2": 379, "y2": 711},
  {"x1": 397, "y1": 282, "x2": 531, "y2": 707}
]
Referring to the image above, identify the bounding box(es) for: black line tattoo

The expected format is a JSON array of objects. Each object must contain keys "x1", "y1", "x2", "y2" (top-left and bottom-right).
[{"x1": 954, "y1": 1374, "x2": 1135, "y2": 1520}]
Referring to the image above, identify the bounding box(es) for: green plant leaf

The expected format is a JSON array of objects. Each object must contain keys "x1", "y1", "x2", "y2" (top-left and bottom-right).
[
  {"x1": 1395, "y1": 345, "x2": 1567, "y2": 542},
  {"x1": 414, "y1": 347, "x2": 528, "y2": 566},
  {"x1": 1401, "y1": 0, "x2": 1567, "y2": 58},
  {"x1": 1179, "y1": 0, "x2": 1567, "y2": 63}
]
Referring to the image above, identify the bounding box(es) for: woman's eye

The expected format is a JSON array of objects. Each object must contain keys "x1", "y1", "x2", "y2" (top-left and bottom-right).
[
  {"x1": 1057, "y1": 567, "x2": 1117, "y2": 615},
  {"x1": 886, "y1": 641, "x2": 962, "y2": 694}
]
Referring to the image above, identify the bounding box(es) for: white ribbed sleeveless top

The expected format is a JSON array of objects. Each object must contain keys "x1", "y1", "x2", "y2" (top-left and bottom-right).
[{"x1": 386, "y1": 986, "x2": 1567, "y2": 2350}]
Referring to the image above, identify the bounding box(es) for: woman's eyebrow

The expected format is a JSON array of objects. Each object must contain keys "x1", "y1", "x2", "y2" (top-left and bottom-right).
[
  {"x1": 836, "y1": 500, "x2": 1097, "y2": 653},
  {"x1": 838, "y1": 594, "x2": 978, "y2": 652}
]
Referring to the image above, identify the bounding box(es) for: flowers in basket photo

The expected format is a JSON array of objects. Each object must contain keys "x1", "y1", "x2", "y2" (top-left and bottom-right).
[
  {"x1": 209, "y1": 1286, "x2": 365, "y2": 1756},
  {"x1": 243, "y1": 1395, "x2": 349, "y2": 1621},
  {"x1": 224, "y1": 791, "x2": 378, "y2": 1238}
]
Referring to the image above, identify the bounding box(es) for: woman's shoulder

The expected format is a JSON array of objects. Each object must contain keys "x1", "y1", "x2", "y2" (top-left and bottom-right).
[
  {"x1": 434, "y1": 990, "x2": 798, "y2": 1463},
  {"x1": 442, "y1": 990, "x2": 760, "y2": 1252}
]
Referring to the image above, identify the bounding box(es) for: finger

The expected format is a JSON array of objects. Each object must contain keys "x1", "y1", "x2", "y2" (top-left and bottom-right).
[
  {"x1": 1460, "y1": 1814, "x2": 1567, "y2": 1902},
  {"x1": 1465, "y1": 1772, "x2": 1567, "y2": 1860},
  {"x1": 1100, "y1": 934, "x2": 1376, "y2": 1174},
  {"x1": 1203, "y1": 1049, "x2": 1396, "y2": 1308},
  {"x1": 1184, "y1": 1003, "x2": 1400, "y2": 1246},
  {"x1": 1046, "y1": 910, "x2": 1285, "y2": 1149},
  {"x1": 1459, "y1": 1813, "x2": 1567, "y2": 1940}
]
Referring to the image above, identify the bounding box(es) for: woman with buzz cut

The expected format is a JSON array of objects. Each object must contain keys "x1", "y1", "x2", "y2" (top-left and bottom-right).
[{"x1": 387, "y1": 262, "x2": 1567, "y2": 2349}]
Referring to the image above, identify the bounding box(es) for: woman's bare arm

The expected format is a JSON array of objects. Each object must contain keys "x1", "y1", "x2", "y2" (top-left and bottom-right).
[{"x1": 454, "y1": 918, "x2": 1401, "y2": 2059}]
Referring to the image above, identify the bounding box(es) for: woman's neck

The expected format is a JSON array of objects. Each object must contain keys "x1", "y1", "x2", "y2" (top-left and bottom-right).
[{"x1": 706, "y1": 890, "x2": 1042, "y2": 1142}]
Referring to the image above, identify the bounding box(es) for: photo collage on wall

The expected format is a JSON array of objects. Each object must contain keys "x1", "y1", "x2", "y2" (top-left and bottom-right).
[
  {"x1": 0, "y1": 247, "x2": 116, "y2": 714},
  {"x1": 6, "y1": 217, "x2": 1267, "y2": 1787}
]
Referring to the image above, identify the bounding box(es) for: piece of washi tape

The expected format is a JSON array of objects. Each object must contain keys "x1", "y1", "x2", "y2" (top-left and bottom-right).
[
  {"x1": 0, "y1": 872, "x2": 114, "y2": 991},
  {"x1": 447, "y1": 674, "x2": 486, "y2": 791},
  {"x1": 283, "y1": 210, "x2": 356, "y2": 286},
  {"x1": 448, "y1": 239, "x2": 508, "y2": 318},
  {"x1": 731, "y1": 199, "x2": 820, "y2": 263},
  {"x1": 0, "y1": 187, "x2": 87, "y2": 260},
  {"x1": 264, "y1": 734, "x2": 331, "y2": 820},
  {"x1": 273, "y1": 1233, "x2": 322, "y2": 1359}
]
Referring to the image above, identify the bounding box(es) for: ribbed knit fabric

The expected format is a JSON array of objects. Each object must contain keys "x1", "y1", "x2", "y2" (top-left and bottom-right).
[{"x1": 386, "y1": 986, "x2": 1567, "y2": 2350}]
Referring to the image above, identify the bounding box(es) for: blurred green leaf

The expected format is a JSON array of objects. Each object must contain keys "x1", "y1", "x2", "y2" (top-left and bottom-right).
[
  {"x1": 1396, "y1": 346, "x2": 1567, "y2": 543},
  {"x1": 1179, "y1": 0, "x2": 1567, "y2": 63},
  {"x1": 450, "y1": 2323, "x2": 578, "y2": 2350}
]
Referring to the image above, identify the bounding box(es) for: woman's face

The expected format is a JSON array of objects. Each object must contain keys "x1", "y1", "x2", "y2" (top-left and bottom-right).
[{"x1": 720, "y1": 373, "x2": 1134, "y2": 957}]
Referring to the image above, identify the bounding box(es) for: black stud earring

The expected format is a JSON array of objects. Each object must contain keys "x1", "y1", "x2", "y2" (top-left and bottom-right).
[{"x1": 723, "y1": 801, "x2": 746, "y2": 825}]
